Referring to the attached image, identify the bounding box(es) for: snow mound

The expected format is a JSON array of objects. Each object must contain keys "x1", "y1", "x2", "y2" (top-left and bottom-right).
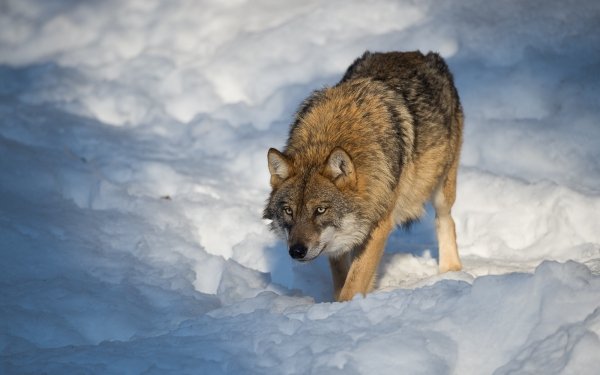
[{"x1": 4, "y1": 262, "x2": 600, "y2": 374}]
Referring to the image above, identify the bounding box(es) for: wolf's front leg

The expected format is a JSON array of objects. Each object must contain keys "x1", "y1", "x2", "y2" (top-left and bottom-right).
[
  {"x1": 337, "y1": 215, "x2": 394, "y2": 302},
  {"x1": 329, "y1": 253, "x2": 350, "y2": 301}
]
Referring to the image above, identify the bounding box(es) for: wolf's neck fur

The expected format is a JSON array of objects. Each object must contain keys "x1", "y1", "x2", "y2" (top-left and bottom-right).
[{"x1": 286, "y1": 79, "x2": 397, "y2": 173}]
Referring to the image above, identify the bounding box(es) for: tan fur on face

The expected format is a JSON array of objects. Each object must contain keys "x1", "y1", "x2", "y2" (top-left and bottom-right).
[{"x1": 319, "y1": 215, "x2": 367, "y2": 258}]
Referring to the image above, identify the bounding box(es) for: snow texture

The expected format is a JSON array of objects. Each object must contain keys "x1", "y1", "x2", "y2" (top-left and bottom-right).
[{"x1": 1, "y1": 0, "x2": 600, "y2": 374}]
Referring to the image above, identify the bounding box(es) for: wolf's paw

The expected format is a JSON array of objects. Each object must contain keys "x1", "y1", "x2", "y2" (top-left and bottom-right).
[{"x1": 439, "y1": 261, "x2": 462, "y2": 273}]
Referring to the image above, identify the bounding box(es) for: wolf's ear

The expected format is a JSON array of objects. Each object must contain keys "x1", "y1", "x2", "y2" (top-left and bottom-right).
[
  {"x1": 268, "y1": 148, "x2": 291, "y2": 186},
  {"x1": 324, "y1": 147, "x2": 356, "y2": 189}
]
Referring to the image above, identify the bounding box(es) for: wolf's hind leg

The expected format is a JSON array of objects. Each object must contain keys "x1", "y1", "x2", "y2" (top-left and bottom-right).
[
  {"x1": 433, "y1": 157, "x2": 462, "y2": 273},
  {"x1": 337, "y1": 214, "x2": 394, "y2": 302}
]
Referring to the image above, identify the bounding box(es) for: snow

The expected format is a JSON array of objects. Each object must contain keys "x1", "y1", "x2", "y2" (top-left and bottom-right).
[{"x1": 1, "y1": 0, "x2": 599, "y2": 374}]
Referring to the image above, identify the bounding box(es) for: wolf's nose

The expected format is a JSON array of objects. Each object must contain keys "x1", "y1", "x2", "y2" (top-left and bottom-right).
[{"x1": 289, "y1": 243, "x2": 308, "y2": 259}]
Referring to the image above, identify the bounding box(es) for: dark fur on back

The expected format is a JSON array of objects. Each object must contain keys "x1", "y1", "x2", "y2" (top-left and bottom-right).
[{"x1": 342, "y1": 50, "x2": 462, "y2": 160}]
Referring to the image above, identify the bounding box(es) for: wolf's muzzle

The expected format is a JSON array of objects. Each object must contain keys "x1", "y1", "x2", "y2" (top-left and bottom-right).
[{"x1": 289, "y1": 243, "x2": 308, "y2": 260}]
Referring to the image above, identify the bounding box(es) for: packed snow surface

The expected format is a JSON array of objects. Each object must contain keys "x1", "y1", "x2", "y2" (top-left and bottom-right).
[{"x1": 1, "y1": 0, "x2": 600, "y2": 374}]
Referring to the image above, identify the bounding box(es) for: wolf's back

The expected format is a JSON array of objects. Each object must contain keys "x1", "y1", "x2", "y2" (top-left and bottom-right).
[
  {"x1": 341, "y1": 50, "x2": 458, "y2": 100},
  {"x1": 340, "y1": 51, "x2": 462, "y2": 152}
]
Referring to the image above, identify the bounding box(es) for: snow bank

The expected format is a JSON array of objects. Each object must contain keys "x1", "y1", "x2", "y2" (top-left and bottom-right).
[
  {"x1": 4, "y1": 262, "x2": 600, "y2": 374},
  {"x1": 1, "y1": 0, "x2": 599, "y2": 373}
]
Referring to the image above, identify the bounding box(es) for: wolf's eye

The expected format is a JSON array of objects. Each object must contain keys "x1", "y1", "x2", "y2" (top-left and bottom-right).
[
  {"x1": 315, "y1": 207, "x2": 327, "y2": 215},
  {"x1": 283, "y1": 206, "x2": 293, "y2": 216}
]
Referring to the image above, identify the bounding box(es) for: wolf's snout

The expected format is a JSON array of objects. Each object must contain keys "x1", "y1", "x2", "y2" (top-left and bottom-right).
[{"x1": 289, "y1": 243, "x2": 308, "y2": 259}]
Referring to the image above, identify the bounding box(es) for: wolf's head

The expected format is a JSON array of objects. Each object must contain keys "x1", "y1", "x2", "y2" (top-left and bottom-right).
[{"x1": 263, "y1": 147, "x2": 369, "y2": 261}]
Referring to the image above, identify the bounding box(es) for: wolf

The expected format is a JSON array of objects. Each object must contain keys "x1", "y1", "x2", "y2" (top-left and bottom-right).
[{"x1": 264, "y1": 51, "x2": 463, "y2": 302}]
